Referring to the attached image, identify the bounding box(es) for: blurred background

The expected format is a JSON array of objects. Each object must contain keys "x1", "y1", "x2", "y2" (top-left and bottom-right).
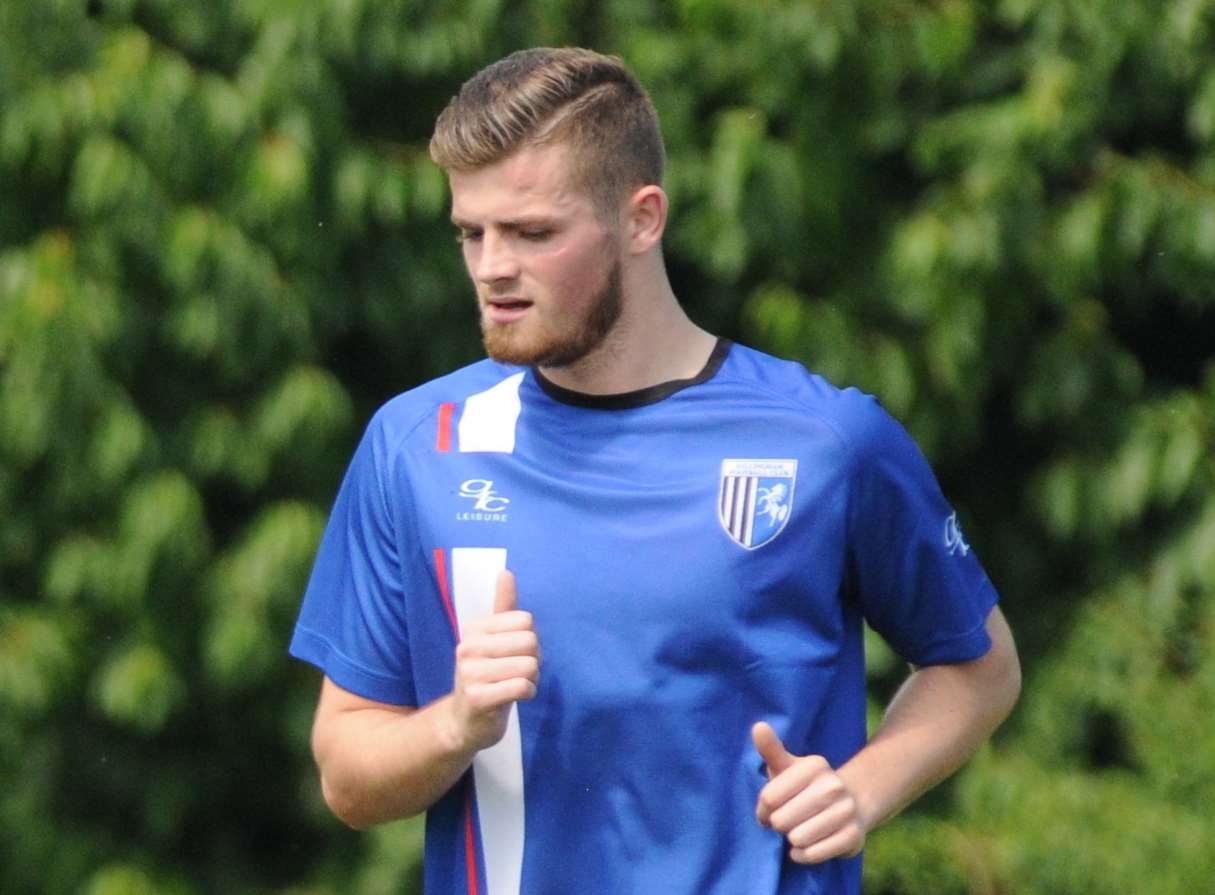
[{"x1": 2, "y1": 1, "x2": 1213, "y2": 893}]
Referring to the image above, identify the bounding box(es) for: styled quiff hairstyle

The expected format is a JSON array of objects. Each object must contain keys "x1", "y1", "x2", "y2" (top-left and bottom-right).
[{"x1": 429, "y1": 47, "x2": 665, "y2": 217}]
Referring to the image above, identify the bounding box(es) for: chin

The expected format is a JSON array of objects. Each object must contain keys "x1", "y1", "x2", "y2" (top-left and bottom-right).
[
  {"x1": 482, "y1": 326, "x2": 597, "y2": 368},
  {"x1": 483, "y1": 326, "x2": 551, "y2": 366},
  {"x1": 479, "y1": 261, "x2": 622, "y2": 367}
]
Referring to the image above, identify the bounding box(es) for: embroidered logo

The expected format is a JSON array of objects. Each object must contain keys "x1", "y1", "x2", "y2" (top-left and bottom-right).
[
  {"x1": 944, "y1": 511, "x2": 970, "y2": 556},
  {"x1": 456, "y1": 479, "x2": 510, "y2": 522},
  {"x1": 719, "y1": 459, "x2": 798, "y2": 549}
]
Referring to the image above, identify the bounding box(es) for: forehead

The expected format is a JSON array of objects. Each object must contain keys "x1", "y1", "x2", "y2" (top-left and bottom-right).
[{"x1": 448, "y1": 142, "x2": 595, "y2": 222}]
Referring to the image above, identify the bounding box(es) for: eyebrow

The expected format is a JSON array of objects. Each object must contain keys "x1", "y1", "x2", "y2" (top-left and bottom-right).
[{"x1": 450, "y1": 215, "x2": 558, "y2": 230}]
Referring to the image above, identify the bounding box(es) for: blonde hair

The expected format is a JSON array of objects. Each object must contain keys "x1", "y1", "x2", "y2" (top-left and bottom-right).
[{"x1": 429, "y1": 47, "x2": 665, "y2": 216}]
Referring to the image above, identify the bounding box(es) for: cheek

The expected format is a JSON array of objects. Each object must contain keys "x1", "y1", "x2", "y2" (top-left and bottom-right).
[
  {"x1": 533, "y1": 243, "x2": 608, "y2": 297},
  {"x1": 461, "y1": 244, "x2": 479, "y2": 276}
]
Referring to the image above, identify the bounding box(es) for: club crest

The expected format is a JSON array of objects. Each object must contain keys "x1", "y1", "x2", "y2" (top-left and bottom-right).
[{"x1": 718, "y1": 459, "x2": 798, "y2": 549}]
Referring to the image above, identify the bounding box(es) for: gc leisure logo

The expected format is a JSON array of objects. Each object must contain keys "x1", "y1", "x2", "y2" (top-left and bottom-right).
[
  {"x1": 944, "y1": 511, "x2": 970, "y2": 557},
  {"x1": 456, "y1": 479, "x2": 510, "y2": 522}
]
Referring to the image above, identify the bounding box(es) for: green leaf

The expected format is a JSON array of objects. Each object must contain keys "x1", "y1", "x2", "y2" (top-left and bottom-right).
[
  {"x1": 0, "y1": 608, "x2": 75, "y2": 715},
  {"x1": 204, "y1": 501, "x2": 325, "y2": 689},
  {"x1": 93, "y1": 641, "x2": 185, "y2": 733}
]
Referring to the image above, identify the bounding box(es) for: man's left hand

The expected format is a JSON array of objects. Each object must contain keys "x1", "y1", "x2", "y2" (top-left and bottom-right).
[{"x1": 752, "y1": 721, "x2": 867, "y2": 864}]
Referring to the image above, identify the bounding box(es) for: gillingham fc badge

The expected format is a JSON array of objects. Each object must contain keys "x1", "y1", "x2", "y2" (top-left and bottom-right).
[{"x1": 718, "y1": 459, "x2": 798, "y2": 549}]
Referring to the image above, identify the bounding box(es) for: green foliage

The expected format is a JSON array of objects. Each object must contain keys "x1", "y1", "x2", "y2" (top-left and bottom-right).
[{"x1": 2, "y1": 0, "x2": 1214, "y2": 892}]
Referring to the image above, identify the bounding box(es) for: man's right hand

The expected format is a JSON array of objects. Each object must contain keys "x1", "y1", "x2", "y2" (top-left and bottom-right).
[{"x1": 446, "y1": 569, "x2": 541, "y2": 752}]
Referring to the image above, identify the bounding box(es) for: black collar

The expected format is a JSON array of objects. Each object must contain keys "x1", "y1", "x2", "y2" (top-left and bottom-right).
[{"x1": 532, "y1": 338, "x2": 732, "y2": 410}]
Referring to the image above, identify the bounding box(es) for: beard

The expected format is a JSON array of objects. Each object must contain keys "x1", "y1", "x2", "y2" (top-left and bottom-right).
[{"x1": 480, "y1": 256, "x2": 623, "y2": 368}]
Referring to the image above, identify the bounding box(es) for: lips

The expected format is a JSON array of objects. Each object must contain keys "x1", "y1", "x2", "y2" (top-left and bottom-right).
[{"x1": 483, "y1": 298, "x2": 534, "y2": 324}]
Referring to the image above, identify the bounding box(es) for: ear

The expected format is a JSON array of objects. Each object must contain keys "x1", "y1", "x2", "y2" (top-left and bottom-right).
[{"x1": 624, "y1": 185, "x2": 668, "y2": 255}]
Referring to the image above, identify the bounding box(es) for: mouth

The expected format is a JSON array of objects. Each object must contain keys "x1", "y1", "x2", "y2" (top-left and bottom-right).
[{"x1": 483, "y1": 297, "x2": 534, "y2": 324}]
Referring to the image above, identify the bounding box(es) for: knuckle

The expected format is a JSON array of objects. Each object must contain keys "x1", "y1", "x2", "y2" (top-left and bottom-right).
[
  {"x1": 798, "y1": 831, "x2": 823, "y2": 852},
  {"x1": 453, "y1": 659, "x2": 476, "y2": 685},
  {"x1": 460, "y1": 618, "x2": 487, "y2": 638},
  {"x1": 772, "y1": 812, "x2": 799, "y2": 835}
]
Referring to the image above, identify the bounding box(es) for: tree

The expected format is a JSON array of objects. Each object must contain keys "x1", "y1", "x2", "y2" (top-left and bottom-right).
[{"x1": 1, "y1": 1, "x2": 1212, "y2": 892}]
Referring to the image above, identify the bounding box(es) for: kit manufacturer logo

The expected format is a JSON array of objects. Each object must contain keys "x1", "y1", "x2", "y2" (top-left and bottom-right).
[
  {"x1": 457, "y1": 479, "x2": 510, "y2": 522},
  {"x1": 944, "y1": 511, "x2": 970, "y2": 556}
]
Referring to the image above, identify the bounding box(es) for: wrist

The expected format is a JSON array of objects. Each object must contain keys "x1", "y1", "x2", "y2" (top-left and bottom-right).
[
  {"x1": 434, "y1": 694, "x2": 478, "y2": 758},
  {"x1": 837, "y1": 757, "x2": 883, "y2": 835}
]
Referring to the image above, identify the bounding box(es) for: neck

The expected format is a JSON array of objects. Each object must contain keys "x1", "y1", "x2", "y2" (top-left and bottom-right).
[{"x1": 537, "y1": 268, "x2": 716, "y2": 395}]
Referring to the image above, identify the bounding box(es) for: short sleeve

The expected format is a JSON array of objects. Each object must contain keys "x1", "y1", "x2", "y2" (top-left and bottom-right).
[
  {"x1": 844, "y1": 394, "x2": 998, "y2": 666},
  {"x1": 289, "y1": 412, "x2": 419, "y2": 705}
]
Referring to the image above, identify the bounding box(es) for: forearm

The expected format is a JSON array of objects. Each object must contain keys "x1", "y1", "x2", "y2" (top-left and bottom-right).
[
  {"x1": 839, "y1": 608, "x2": 1021, "y2": 832},
  {"x1": 311, "y1": 575, "x2": 538, "y2": 829},
  {"x1": 313, "y1": 690, "x2": 475, "y2": 829}
]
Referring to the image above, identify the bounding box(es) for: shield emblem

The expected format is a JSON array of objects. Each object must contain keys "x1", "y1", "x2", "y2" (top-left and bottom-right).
[{"x1": 718, "y1": 459, "x2": 798, "y2": 549}]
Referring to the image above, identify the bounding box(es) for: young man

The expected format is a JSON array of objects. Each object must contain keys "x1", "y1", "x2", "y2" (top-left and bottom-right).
[{"x1": 290, "y1": 47, "x2": 1020, "y2": 894}]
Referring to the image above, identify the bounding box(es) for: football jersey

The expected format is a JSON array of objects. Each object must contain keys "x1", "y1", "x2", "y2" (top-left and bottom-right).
[{"x1": 289, "y1": 339, "x2": 998, "y2": 895}]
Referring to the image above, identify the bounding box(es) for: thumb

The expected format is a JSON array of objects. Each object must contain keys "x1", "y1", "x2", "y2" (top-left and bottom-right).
[
  {"x1": 752, "y1": 721, "x2": 796, "y2": 777},
  {"x1": 492, "y1": 569, "x2": 518, "y2": 614}
]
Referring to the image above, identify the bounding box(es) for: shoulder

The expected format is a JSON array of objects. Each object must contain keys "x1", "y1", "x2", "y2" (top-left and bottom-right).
[
  {"x1": 719, "y1": 341, "x2": 897, "y2": 458},
  {"x1": 363, "y1": 357, "x2": 527, "y2": 452}
]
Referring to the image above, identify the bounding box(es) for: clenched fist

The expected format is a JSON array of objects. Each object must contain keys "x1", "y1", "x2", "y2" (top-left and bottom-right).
[
  {"x1": 447, "y1": 570, "x2": 541, "y2": 752},
  {"x1": 753, "y1": 721, "x2": 867, "y2": 864}
]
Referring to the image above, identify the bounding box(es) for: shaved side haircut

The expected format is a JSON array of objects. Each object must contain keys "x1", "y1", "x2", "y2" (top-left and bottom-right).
[{"x1": 429, "y1": 47, "x2": 665, "y2": 218}]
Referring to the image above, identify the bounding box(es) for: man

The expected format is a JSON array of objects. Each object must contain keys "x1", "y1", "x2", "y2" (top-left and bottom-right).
[{"x1": 290, "y1": 47, "x2": 1020, "y2": 894}]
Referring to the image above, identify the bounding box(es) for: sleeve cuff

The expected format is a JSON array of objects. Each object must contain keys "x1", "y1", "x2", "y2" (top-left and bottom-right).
[
  {"x1": 288, "y1": 626, "x2": 417, "y2": 706},
  {"x1": 899, "y1": 579, "x2": 999, "y2": 666}
]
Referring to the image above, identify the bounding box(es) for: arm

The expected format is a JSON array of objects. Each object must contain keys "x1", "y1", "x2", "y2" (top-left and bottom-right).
[
  {"x1": 311, "y1": 681, "x2": 471, "y2": 828},
  {"x1": 754, "y1": 604, "x2": 1020, "y2": 863},
  {"x1": 311, "y1": 571, "x2": 540, "y2": 829}
]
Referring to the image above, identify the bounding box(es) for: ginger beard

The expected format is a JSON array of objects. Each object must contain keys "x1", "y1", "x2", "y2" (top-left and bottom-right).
[{"x1": 479, "y1": 251, "x2": 623, "y2": 368}]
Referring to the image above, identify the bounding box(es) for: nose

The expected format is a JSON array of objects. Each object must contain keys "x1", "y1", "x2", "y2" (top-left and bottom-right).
[{"x1": 473, "y1": 232, "x2": 519, "y2": 284}]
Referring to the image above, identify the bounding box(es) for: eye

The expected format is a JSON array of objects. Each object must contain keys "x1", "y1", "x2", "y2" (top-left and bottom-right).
[
  {"x1": 455, "y1": 229, "x2": 482, "y2": 244},
  {"x1": 519, "y1": 229, "x2": 551, "y2": 242}
]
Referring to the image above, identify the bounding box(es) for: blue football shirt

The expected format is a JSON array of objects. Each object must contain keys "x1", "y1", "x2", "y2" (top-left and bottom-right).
[{"x1": 290, "y1": 339, "x2": 998, "y2": 895}]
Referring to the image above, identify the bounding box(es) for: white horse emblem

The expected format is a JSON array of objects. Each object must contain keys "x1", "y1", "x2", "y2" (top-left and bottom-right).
[{"x1": 757, "y1": 483, "x2": 790, "y2": 525}]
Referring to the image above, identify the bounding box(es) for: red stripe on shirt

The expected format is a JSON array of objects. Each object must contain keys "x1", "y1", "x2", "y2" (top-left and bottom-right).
[
  {"x1": 464, "y1": 782, "x2": 480, "y2": 895},
  {"x1": 436, "y1": 402, "x2": 455, "y2": 452},
  {"x1": 433, "y1": 548, "x2": 459, "y2": 638},
  {"x1": 435, "y1": 551, "x2": 480, "y2": 893}
]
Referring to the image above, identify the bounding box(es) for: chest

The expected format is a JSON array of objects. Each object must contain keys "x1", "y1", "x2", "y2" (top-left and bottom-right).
[{"x1": 406, "y1": 413, "x2": 855, "y2": 676}]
